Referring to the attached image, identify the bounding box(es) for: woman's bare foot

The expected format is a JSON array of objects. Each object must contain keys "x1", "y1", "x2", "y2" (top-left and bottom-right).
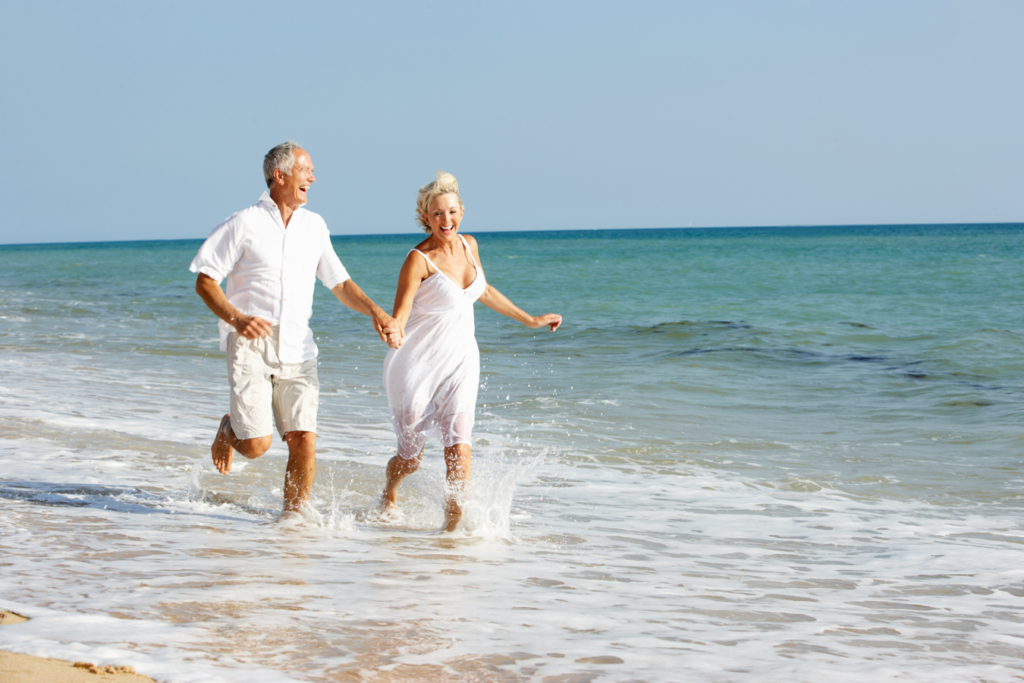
[
  {"x1": 378, "y1": 494, "x2": 399, "y2": 514},
  {"x1": 211, "y1": 414, "x2": 234, "y2": 474},
  {"x1": 443, "y1": 497, "x2": 462, "y2": 532},
  {"x1": 381, "y1": 450, "x2": 422, "y2": 513}
]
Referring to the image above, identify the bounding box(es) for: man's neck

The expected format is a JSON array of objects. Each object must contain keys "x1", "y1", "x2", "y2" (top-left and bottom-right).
[
  {"x1": 277, "y1": 202, "x2": 296, "y2": 227},
  {"x1": 269, "y1": 190, "x2": 298, "y2": 228}
]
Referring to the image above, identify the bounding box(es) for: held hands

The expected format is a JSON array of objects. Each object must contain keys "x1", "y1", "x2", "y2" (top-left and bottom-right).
[
  {"x1": 383, "y1": 327, "x2": 404, "y2": 349},
  {"x1": 529, "y1": 313, "x2": 562, "y2": 332},
  {"x1": 372, "y1": 310, "x2": 405, "y2": 349},
  {"x1": 233, "y1": 314, "x2": 273, "y2": 339}
]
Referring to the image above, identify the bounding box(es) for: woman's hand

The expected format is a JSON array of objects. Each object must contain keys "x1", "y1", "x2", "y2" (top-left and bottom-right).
[
  {"x1": 530, "y1": 313, "x2": 562, "y2": 332},
  {"x1": 384, "y1": 326, "x2": 404, "y2": 349}
]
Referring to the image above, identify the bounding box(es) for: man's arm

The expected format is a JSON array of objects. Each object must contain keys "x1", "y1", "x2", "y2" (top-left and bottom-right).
[
  {"x1": 330, "y1": 279, "x2": 402, "y2": 346},
  {"x1": 195, "y1": 273, "x2": 273, "y2": 339}
]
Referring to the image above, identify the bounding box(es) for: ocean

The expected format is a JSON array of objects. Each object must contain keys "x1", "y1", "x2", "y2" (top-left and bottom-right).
[{"x1": 1, "y1": 224, "x2": 1022, "y2": 682}]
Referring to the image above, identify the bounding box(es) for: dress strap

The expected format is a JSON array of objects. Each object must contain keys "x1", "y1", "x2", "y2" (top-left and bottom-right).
[
  {"x1": 459, "y1": 235, "x2": 478, "y2": 267},
  {"x1": 410, "y1": 248, "x2": 439, "y2": 275}
]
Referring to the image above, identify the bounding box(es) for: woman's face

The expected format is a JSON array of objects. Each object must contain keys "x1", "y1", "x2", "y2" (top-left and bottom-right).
[{"x1": 424, "y1": 193, "x2": 464, "y2": 241}]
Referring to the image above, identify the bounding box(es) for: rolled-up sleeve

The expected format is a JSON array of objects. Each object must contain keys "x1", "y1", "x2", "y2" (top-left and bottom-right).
[
  {"x1": 189, "y1": 217, "x2": 242, "y2": 283},
  {"x1": 317, "y1": 233, "x2": 350, "y2": 290}
]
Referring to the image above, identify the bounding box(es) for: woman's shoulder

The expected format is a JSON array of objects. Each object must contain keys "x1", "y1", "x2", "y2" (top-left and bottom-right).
[
  {"x1": 402, "y1": 243, "x2": 434, "y2": 276},
  {"x1": 411, "y1": 235, "x2": 433, "y2": 252}
]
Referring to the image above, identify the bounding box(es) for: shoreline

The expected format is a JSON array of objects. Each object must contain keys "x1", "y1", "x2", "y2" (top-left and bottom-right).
[{"x1": 1, "y1": 609, "x2": 157, "y2": 683}]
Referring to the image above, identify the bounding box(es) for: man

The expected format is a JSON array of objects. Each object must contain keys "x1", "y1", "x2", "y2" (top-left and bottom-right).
[{"x1": 189, "y1": 140, "x2": 401, "y2": 518}]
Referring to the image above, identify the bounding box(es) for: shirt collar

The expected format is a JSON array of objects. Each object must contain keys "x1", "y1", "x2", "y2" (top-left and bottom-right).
[
  {"x1": 258, "y1": 191, "x2": 304, "y2": 224},
  {"x1": 258, "y1": 191, "x2": 277, "y2": 212}
]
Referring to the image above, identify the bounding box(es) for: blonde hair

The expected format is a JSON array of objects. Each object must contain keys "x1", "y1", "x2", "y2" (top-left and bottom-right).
[{"x1": 416, "y1": 170, "x2": 464, "y2": 232}]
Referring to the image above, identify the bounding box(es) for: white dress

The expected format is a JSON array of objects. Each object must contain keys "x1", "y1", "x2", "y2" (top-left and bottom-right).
[{"x1": 383, "y1": 236, "x2": 487, "y2": 459}]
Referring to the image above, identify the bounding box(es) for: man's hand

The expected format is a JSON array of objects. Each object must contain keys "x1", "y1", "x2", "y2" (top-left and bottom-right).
[
  {"x1": 373, "y1": 310, "x2": 404, "y2": 349},
  {"x1": 233, "y1": 314, "x2": 273, "y2": 339},
  {"x1": 196, "y1": 274, "x2": 272, "y2": 339}
]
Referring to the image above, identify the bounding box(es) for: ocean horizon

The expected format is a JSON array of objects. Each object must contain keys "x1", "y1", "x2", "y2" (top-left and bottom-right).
[{"x1": 2, "y1": 220, "x2": 1022, "y2": 249}]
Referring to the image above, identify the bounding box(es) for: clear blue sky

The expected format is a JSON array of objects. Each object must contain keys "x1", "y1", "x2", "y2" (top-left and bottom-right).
[{"x1": 2, "y1": 0, "x2": 1021, "y2": 244}]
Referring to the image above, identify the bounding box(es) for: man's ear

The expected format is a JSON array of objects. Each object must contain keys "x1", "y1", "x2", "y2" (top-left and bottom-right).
[{"x1": 273, "y1": 168, "x2": 285, "y2": 186}]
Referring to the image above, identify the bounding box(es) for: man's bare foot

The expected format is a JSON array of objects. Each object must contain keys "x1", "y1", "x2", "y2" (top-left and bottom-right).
[
  {"x1": 211, "y1": 414, "x2": 234, "y2": 474},
  {"x1": 276, "y1": 509, "x2": 305, "y2": 525}
]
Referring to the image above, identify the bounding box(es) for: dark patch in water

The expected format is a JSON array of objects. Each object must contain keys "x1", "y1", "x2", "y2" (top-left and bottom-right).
[
  {"x1": 847, "y1": 355, "x2": 886, "y2": 362},
  {"x1": 0, "y1": 480, "x2": 270, "y2": 519},
  {"x1": 842, "y1": 322, "x2": 876, "y2": 329},
  {"x1": 0, "y1": 481, "x2": 164, "y2": 513},
  {"x1": 641, "y1": 320, "x2": 753, "y2": 334},
  {"x1": 674, "y1": 347, "x2": 760, "y2": 357},
  {"x1": 886, "y1": 360, "x2": 924, "y2": 370},
  {"x1": 645, "y1": 321, "x2": 699, "y2": 333}
]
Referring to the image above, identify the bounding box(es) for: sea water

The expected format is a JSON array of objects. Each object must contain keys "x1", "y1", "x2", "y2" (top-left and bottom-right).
[{"x1": 0, "y1": 224, "x2": 1021, "y2": 682}]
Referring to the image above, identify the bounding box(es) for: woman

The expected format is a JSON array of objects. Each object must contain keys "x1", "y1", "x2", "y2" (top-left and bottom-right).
[{"x1": 380, "y1": 171, "x2": 561, "y2": 531}]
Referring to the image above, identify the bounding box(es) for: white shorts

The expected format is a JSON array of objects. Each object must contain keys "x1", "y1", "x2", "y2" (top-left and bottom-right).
[{"x1": 226, "y1": 327, "x2": 318, "y2": 440}]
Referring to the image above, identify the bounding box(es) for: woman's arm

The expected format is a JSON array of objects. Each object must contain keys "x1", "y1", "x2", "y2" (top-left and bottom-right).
[
  {"x1": 392, "y1": 250, "x2": 431, "y2": 330},
  {"x1": 465, "y1": 235, "x2": 562, "y2": 332}
]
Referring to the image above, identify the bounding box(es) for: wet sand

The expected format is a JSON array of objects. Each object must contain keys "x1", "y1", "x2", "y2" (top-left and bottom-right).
[{"x1": 1, "y1": 610, "x2": 156, "y2": 683}]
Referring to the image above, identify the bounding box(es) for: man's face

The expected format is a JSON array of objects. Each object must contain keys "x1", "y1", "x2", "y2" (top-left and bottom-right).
[{"x1": 275, "y1": 149, "x2": 316, "y2": 209}]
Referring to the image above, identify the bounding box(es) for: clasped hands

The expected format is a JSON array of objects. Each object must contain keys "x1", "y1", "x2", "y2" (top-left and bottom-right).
[
  {"x1": 372, "y1": 311, "x2": 404, "y2": 350},
  {"x1": 382, "y1": 326, "x2": 404, "y2": 349}
]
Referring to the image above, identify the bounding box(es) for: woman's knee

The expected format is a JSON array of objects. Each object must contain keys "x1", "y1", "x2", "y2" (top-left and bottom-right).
[{"x1": 390, "y1": 454, "x2": 420, "y2": 475}]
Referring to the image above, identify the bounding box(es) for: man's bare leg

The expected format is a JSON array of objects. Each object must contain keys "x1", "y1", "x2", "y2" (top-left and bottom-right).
[
  {"x1": 443, "y1": 444, "x2": 472, "y2": 532},
  {"x1": 381, "y1": 448, "x2": 423, "y2": 511},
  {"x1": 282, "y1": 431, "x2": 316, "y2": 513},
  {"x1": 211, "y1": 414, "x2": 272, "y2": 474}
]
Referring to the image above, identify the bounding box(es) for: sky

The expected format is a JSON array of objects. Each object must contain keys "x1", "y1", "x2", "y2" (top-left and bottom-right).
[{"x1": 1, "y1": 0, "x2": 1021, "y2": 244}]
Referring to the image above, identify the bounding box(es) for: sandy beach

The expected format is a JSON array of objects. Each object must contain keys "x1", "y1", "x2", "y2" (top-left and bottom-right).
[{"x1": 1, "y1": 610, "x2": 156, "y2": 683}]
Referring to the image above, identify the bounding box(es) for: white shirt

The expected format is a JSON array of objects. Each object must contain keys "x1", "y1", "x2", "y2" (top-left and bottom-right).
[{"x1": 189, "y1": 192, "x2": 350, "y2": 364}]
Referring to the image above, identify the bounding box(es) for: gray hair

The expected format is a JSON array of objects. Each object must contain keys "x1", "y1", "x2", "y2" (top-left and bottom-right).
[
  {"x1": 263, "y1": 140, "x2": 303, "y2": 188},
  {"x1": 416, "y1": 171, "x2": 464, "y2": 232}
]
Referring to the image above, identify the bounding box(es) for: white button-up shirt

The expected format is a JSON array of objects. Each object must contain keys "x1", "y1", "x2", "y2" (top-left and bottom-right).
[{"x1": 189, "y1": 192, "x2": 350, "y2": 364}]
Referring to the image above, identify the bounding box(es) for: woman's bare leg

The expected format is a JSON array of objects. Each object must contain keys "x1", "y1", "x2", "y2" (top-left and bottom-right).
[
  {"x1": 443, "y1": 444, "x2": 472, "y2": 531},
  {"x1": 382, "y1": 448, "x2": 423, "y2": 510}
]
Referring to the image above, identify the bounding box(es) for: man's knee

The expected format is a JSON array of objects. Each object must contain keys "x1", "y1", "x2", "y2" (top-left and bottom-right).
[
  {"x1": 237, "y1": 435, "x2": 272, "y2": 458},
  {"x1": 285, "y1": 431, "x2": 316, "y2": 456}
]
